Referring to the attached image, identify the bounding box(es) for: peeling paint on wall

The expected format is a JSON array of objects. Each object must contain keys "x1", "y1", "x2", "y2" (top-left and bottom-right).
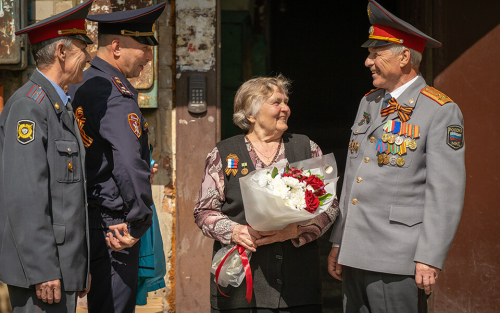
[
  {"x1": 176, "y1": 0, "x2": 215, "y2": 72},
  {"x1": 0, "y1": 0, "x2": 21, "y2": 64}
]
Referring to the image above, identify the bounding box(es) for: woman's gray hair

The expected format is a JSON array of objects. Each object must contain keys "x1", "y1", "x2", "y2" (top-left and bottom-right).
[
  {"x1": 233, "y1": 74, "x2": 291, "y2": 130},
  {"x1": 30, "y1": 37, "x2": 74, "y2": 69},
  {"x1": 388, "y1": 43, "x2": 422, "y2": 69}
]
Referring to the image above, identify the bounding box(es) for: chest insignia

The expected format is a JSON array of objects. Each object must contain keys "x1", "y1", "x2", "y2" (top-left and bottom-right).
[
  {"x1": 26, "y1": 85, "x2": 46, "y2": 103},
  {"x1": 75, "y1": 106, "x2": 93, "y2": 148},
  {"x1": 111, "y1": 76, "x2": 134, "y2": 97},
  {"x1": 225, "y1": 153, "x2": 239, "y2": 176},
  {"x1": 447, "y1": 125, "x2": 464, "y2": 150},
  {"x1": 420, "y1": 87, "x2": 453, "y2": 105},
  {"x1": 17, "y1": 120, "x2": 35, "y2": 144},
  {"x1": 128, "y1": 113, "x2": 142, "y2": 138},
  {"x1": 358, "y1": 111, "x2": 371, "y2": 126},
  {"x1": 375, "y1": 120, "x2": 421, "y2": 167},
  {"x1": 241, "y1": 162, "x2": 249, "y2": 175}
]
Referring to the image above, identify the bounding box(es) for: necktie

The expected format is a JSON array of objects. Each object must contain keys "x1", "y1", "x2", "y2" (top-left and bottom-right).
[{"x1": 380, "y1": 97, "x2": 413, "y2": 122}]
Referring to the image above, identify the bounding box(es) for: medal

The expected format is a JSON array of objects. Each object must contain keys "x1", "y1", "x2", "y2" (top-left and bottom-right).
[
  {"x1": 388, "y1": 134, "x2": 396, "y2": 144},
  {"x1": 404, "y1": 138, "x2": 412, "y2": 146},
  {"x1": 377, "y1": 154, "x2": 384, "y2": 164},
  {"x1": 389, "y1": 155, "x2": 397, "y2": 166},
  {"x1": 396, "y1": 156, "x2": 405, "y2": 166},
  {"x1": 358, "y1": 119, "x2": 365, "y2": 126},
  {"x1": 241, "y1": 162, "x2": 248, "y2": 175},
  {"x1": 408, "y1": 139, "x2": 417, "y2": 150},
  {"x1": 395, "y1": 136, "x2": 404, "y2": 145},
  {"x1": 354, "y1": 141, "x2": 359, "y2": 153},
  {"x1": 382, "y1": 133, "x2": 390, "y2": 142},
  {"x1": 383, "y1": 154, "x2": 390, "y2": 165}
]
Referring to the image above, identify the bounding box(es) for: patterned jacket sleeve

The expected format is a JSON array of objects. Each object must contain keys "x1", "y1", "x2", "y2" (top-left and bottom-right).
[
  {"x1": 291, "y1": 140, "x2": 340, "y2": 247},
  {"x1": 194, "y1": 147, "x2": 237, "y2": 245}
]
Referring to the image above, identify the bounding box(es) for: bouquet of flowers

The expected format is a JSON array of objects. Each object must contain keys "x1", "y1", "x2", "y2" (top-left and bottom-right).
[
  {"x1": 211, "y1": 154, "x2": 338, "y2": 303},
  {"x1": 240, "y1": 153, "x2": 338, "y2": 231}
]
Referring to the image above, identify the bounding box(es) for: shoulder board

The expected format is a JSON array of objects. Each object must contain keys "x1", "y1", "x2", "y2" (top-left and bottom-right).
[
  {"x1": 365, "y1": 88, "x2": 382, "y2": 97},
  {"x1": 420, "y1": 86, "x2": 453, "y2": 106},
  {"x1": 111, "y1": 76, "x2": 134, "y2": 97},
  {"x1": 26, "y1": 84, "x2": 46, "y2": 103}
]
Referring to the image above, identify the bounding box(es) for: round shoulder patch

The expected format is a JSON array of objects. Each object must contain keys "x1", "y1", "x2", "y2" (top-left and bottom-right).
[
  {"x1": 17, "y1": 120, "x2": 35, "y2": 144},
  {"x1": 128, "y1": 113, "x2": 141, "y2": 138}
]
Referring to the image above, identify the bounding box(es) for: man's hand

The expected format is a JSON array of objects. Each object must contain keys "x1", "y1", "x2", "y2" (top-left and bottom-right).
[
  {"x1": 415, "y1": 262, "x2": 439, "y2": 295},
  {"x1": 231, "y1": 224, "x2": 262, "y2": 252},
  {"x1": 256, "y1": 223, "x2": 298, "y2": 246},
  {"x1": 150, "y1": 163, "x2": 159, "y2": 184},
  {"x1": 328, "y1": 247, "x2": 343, "y2": 281},
  {"x1": 106, "y1": 223, "x2": 139, "y2": 251},
  {"x1": 78, "y1": 273, "x2": 91, "y2": 298},
  {"x1": 36, "y1": 279, "x2": 61, "y2": 304}
]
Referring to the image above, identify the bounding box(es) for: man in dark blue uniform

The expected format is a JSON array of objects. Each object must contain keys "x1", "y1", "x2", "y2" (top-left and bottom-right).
[
  {"x1": 69, "y1": 3, "x2": 166, "y2": 312},
  {"x1": 0, "y1": 1, "x2": 94, "y2": 312}
]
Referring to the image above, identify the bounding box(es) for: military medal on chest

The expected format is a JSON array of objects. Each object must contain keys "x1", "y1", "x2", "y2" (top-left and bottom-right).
[
  {"x1": 375, "y1": 120, "x2": 420, "y2": 167},
  {"x1": 358, "y1": 111, "x2": 371, "y2": 126}
]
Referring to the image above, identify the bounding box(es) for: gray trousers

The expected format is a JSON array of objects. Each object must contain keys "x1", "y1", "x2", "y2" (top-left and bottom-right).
[
  {"x1": 343, "y1": 266, "x2": 428, "y2": 313},
  {"x1": 7, "y1": 284, "x2": 77, "y2": 313}
]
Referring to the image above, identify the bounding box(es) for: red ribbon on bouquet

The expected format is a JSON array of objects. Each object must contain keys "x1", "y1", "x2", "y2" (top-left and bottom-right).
[{"x1": 215, "y1": 244, "x2": 253, "y2": 303}]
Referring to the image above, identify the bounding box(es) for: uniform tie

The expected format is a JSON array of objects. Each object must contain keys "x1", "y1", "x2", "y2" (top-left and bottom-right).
[{"x1": 380, "y1": 97, "x2": 413, "y2": 122}]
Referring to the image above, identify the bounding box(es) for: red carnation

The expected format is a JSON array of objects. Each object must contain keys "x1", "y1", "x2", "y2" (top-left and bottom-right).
[{"x1": 305, "y1": 190, "x2": 320, "y2": 213}]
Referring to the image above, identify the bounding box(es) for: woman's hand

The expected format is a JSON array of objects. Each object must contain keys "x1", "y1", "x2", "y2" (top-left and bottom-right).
[
  {"x1": 255, "y1": 223, "x2": 298, "y2": 246},
  {"x1": 231, "y1": 224, "x2": 262, "y2": 252}
]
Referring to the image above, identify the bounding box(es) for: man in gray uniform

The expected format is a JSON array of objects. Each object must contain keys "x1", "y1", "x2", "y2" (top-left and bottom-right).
[
  {"x1": 328, "y1": 1, "x2": 465, "y2": 312},
  {"x1": 0, "y1": 1, "x2": 94, "y2": 312}
]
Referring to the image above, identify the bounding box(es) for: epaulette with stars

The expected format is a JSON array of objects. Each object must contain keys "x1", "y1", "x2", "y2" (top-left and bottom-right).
[
  {"x1": 420, "y1": 86, "x2": 453, "y2": 106},
  {"x1": 111, "y1": 76, "x2": 134, "y2": 97}
]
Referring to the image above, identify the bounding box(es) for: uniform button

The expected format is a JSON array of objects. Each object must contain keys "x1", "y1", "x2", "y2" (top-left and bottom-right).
[
  {"x1": 370, "y1": 136, "x2": 375, "y2": 143},
  {"x1": 355, "y1": 130, "x2": 359, "y2": 134},
  {"x1": 276, "y1": 279, "x2": 282, "y2": 285},
  {"x1": 356, "y1": 177, "x2": 363, "y2": 183},
  {"x1": 364, "y1": 157, "x2": 370, "y2": 163},
  {"x1": 55, "y1": 103, "x2": 60, "y2": 110},
  {"x1": 276, "y1": 254, "x2": 283, "y2": 260},
  {"x1": 67, "y1": 147, "x2": 71, "y2": 152},
  {"x1": 352, "y1": 198, "x2": 358, "y2": 205}
]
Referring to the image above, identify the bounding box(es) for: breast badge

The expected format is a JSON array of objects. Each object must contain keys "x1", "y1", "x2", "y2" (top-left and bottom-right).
[
  {"x1": 128, "y1": 113, "x2": 142, "y2": 138},
  {"x1": 447, "y1": 125, "x2": 464, "y2": 150},
  {"x1": 225, "y1": 154, "x2": 239, "y2": 176},
  {"x1": 17, "y1": 120, "x2": 35, "y2": 144}
]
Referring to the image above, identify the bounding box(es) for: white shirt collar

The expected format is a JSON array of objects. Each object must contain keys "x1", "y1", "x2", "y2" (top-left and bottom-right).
[{"x1": 386, "y1": 74, "x2": 420, "y2": 100}]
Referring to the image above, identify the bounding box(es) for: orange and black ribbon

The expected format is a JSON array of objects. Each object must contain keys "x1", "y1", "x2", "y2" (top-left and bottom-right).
[
  {"x1": 75, "y1": 106, "x2": 93, "y2": 148},
  {"x1": 381, "y1": 98, "x2": 413, "y2": 122}
]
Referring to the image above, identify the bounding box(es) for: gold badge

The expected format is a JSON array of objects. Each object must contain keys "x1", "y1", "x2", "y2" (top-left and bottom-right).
[
  {"x1": 68, "y1": 160, "x2": 73, "y2": 172},
  {"x1": 377, "y1": 154, "x2": 384, "y2": 164},
  {"x1": 396, "y1": 156, "x2": 405, "y2": 167},
  {"x1": 408, "y1": 140, "x2": 418, "y2": 150},
  {"x1": 17, "y1": 120, "x2": 35, "y2": 144},
  {"x1": 241, "y1": 162, "x2": 248, "y2": 175},
  {"x1": 382, "y1": 134, "x2": 390, "y2": 143}
]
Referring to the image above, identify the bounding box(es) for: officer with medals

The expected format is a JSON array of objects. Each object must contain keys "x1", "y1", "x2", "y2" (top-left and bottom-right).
[
  {"x1": 0, "y1": 1, "x2": 94, "y2": 312},
  {"x1": 68, "y1": 3, "x2": 165, "y2": 312},
  {"x1": 328, "y1": 1, "x2": 465, "y2": 312}
]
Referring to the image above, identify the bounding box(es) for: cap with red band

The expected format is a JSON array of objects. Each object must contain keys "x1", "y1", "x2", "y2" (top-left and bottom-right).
[
  {"x1": 362, "y1": 0, "x2": 441, "y2": 53},
  {"x1": 15, "y1": 0, "x2": 94, "y2": 45}
]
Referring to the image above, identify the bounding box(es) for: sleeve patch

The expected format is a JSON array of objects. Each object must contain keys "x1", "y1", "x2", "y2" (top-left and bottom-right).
[
  {"x1": 111, "y1": 76, "x2": 134, "y2": 97},
  {"x1": 421, "y1": 87, "x2": 453, "y2": 105},
  {"x1": 447, "y1": 125, "x2": 464, "y2": 150},
  {"x1": 128, "y1": 113, "x2": 142, "y2": 138},
  {"x1": 17, "y1": 120, "x2": 35, "y2": 144}
]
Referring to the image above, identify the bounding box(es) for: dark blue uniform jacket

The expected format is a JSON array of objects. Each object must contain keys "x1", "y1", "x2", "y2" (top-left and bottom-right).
[{"x1": 69, "y1": 56, "x2": 152, "y2": 239}]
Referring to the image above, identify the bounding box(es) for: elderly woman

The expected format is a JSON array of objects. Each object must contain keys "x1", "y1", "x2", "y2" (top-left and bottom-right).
[{"x1": 194, "y1": 75, "x2": 339, "y2": 313}]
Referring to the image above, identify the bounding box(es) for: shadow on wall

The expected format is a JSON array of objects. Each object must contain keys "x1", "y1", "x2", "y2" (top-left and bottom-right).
[{"x1": 0, "y1": 281, "x2": 13, "y2": 313}]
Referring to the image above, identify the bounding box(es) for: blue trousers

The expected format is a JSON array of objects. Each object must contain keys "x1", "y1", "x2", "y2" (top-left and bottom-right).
[{"x1": 87, "y1": 229, "x2": 141, "y2": 313}]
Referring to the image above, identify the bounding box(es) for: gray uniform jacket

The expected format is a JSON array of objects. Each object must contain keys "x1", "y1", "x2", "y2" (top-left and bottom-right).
[
  {"x1": 0, "y1": 71, "x2": 89, "y2": 291},
  {"x1": 330, "y1": 76, "x2": 465, "y2": 275}
]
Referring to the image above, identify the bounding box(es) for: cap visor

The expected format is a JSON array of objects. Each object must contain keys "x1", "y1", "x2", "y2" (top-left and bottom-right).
[
  {"x1": 131, "y1": 35, "x2": 159, "y2": 46},
  {"x1": 361, "y1": 39, "x2": 392, "y2": 48},
  {"x1": 68, "y1": 34, "x2": 94, "y2": 44}
]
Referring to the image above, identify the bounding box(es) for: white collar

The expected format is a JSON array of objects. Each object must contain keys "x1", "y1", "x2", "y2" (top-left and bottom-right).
[{"x1": 386, "y1": 74, "x2": 420, "y2": 100}]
